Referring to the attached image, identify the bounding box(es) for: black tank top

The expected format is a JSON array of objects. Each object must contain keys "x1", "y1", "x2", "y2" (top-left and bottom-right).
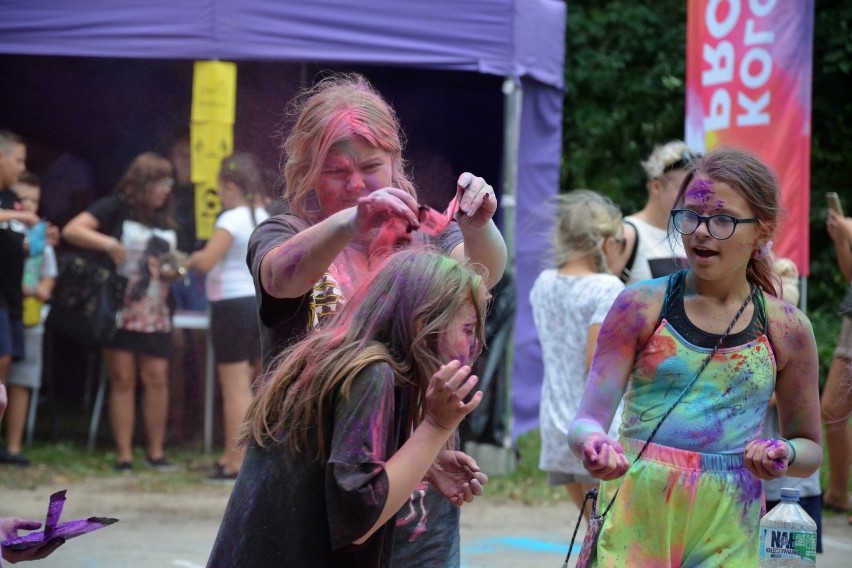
[{"x1": 659, "y1": 270, "x2": 769, "y2": 349}]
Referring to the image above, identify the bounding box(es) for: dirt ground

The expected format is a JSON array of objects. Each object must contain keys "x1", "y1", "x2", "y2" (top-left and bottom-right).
[{"x1": 1, "y1": 476, "x2": 851, "y2": 567}]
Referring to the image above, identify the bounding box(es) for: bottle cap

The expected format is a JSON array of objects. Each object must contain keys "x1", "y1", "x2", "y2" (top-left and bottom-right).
[{"x1": 780, "y1": 487, "x2": 799, "y2": 499}]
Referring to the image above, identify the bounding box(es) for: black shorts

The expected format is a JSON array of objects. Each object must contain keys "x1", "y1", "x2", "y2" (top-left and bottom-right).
[
  {"x1": 105, "y1": 329, "x2": 173, "y2": 359},
  {"x1": 209, "y1": 297, "x2": 261, "y2": 364}
]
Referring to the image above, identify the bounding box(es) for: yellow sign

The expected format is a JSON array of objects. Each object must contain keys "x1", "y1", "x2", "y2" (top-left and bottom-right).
[
  {"x1": 190, "y1": 122, "x2": 233, "y2": 184},
  {"x1": 194, "y1": 178, "x2": 223, "y2": 241},
  {"x1": 191, "y1": 61, "x2": 237, "y2": 124},
  {"x1": 191, "y1": 60, "x2": 236, "y2": 239}
]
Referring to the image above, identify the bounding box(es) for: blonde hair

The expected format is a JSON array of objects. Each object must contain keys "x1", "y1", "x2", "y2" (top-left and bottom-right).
[
  {"x1": 772, "y1": 256, "x2": 800, "y2": 306},
  {"x1": 281, "y1": 73, "x2": 417, "y2": 221},
  {"x1": 552, "y1": 190, "x2": 623, "y2": 273},
  {"x1": 242, "y1": 248, "x2": 487, "y2": 462},
  {"x1": 641, "y1": 140, "x2": 694, "y2": 180}
]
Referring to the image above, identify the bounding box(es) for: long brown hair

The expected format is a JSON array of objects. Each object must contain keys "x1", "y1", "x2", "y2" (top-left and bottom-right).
[
  {"x1": 673, "y1": 147, "x2": 781, "y2": 296},
  {"x1": 280, "y1": 73, "x2": 417, "y2": 222},
  {"x1": 242, "y1": 249, "x2": 487, "y2": 462},
  {"x1": 114, "y1": 152, "x2": 176, "y2": 228}
]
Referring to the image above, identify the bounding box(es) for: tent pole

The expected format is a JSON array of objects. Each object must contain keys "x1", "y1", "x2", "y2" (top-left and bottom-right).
[{"x1": 500, "y1": 76, "x2": 522, "y2": 453}]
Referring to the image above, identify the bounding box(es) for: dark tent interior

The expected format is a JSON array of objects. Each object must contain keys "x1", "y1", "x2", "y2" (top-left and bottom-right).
[{"x1": 1, "y1": 53, "x2": 504, "y2": 445}]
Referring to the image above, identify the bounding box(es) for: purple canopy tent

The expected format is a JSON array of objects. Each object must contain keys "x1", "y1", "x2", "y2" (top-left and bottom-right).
[{"x1": 0, "y1": 0, "x2": 564, "y2": 440}]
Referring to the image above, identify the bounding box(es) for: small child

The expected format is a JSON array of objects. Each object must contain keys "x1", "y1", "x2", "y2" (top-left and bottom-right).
[
  {"x1": 3, "y1": 172, "x2": 56, "y2": 466},
  {"x1": 530, "y1": 189, "x2": 626, "y2": 515}
]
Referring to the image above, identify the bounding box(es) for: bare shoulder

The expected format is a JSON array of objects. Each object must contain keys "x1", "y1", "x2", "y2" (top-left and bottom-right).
[
  {"x1": 763, "y1": 293, "x2": 817, "y2": 366},
  {"x1": 604, "y1": 277, "x2": 668, "y2": 339}
]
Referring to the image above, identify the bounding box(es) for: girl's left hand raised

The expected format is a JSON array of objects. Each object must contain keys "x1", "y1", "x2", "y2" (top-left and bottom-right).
[
  {"x1": 744, "y1": 438, "x2": 791, "y2": 480},
  {"x1": 454, "y1": 173, "x2": 497, "y2": 230},
  {"x1": 424, "y1": 361, "x2": 483, "y2": 432}
]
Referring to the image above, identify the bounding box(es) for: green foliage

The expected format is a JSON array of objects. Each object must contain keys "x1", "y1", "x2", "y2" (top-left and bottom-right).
[
  {"x1": 562, "y1": 0, "x2": 852, "y2": 360},
  {"x1": 482, "y1": 429, "x2": 570, "y2": 503},
  {"x1": 562, "y1": 0, "x2": 688, "y2": 212},
  {"x1": 808, "y1": 0, "x2": 852, "y2": 314}
]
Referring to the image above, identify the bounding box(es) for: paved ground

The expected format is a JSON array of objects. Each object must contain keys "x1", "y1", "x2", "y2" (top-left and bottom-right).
[{"x1": 2, "y1": 477, "x2": 851, "y2": 567}]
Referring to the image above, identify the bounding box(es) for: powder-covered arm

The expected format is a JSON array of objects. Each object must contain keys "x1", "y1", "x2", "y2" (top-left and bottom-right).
[
  {"x1": 569, "y1": 282, "x2": 664, "y2": 480},
  {"x1": 745, "y1": 297, "x2": 822, "y2": 479}
]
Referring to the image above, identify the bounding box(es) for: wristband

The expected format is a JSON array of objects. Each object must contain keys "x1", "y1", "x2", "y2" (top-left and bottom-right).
[{"x1": 776, "y1": 437, "x2": 797, "y2": 466}]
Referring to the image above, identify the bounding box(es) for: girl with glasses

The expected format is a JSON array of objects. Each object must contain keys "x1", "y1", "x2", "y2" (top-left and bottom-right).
[{"x1": 569, "y1": 147, "x2": 821, "y2": 566}]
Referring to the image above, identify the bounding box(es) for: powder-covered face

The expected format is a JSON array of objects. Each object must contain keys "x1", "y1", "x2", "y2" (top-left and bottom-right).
[
  {"x1": 437, "y1": 300, "x2": 479, "y2": 366},
  {"x1": 681, "y1": 178, "x2": 762, "y2": 279},
  {"x1": 0, "y1": 143, "x2": 26, "y2": 188},
  {"x1": 315, "y1": 137, "x2": 393, "y2": 218}
]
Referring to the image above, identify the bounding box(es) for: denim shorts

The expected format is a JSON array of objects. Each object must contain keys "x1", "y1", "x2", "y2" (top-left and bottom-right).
[{"x1": 0, "y1": 306, "x2": 25, "y2": 361}]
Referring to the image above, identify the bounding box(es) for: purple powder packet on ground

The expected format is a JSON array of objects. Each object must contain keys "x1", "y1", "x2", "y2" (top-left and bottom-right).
[
  {"x1": 1, "y1": 517, "x2": 119, "y2": 550},
  {"x1": 44, "y1": 490, "x2": 67, "y2": 539}
]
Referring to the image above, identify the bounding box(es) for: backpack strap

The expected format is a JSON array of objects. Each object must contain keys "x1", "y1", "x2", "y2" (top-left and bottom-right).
[{"x1": 619, "y1": 219, "x2": 639, "y2": 283}]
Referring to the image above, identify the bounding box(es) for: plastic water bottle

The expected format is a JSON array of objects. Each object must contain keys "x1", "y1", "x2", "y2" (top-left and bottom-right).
[{"x1": 758, "y1": 487, "x2": 817, "y2": 567}]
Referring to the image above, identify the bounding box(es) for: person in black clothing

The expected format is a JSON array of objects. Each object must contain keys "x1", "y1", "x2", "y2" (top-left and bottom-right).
[
  {"x1": 208, "y1": 249, "x2": 488, "y2": 567},
  {"x1": 0, "y1": 129, "x2": 39, "y2": 467}
]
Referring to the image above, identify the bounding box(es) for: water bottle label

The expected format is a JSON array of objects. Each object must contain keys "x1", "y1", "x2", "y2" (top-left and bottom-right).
[{"x1": 758, "y1": 528, "x2": 816, "y2": 563}]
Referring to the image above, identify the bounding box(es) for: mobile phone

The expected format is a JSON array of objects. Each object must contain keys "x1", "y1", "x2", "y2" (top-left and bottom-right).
[{"x1": 826, "y1": 192, "x2": 844, "y2": 217}]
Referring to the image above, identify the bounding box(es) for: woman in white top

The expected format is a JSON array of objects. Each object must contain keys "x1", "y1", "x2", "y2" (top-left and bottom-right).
[
  {"x1": 530, "y1": 190, "x2": 626, "y2": 517},
  {"x1": 184, "y1": 152, "x2": 270, "y2": 479}
]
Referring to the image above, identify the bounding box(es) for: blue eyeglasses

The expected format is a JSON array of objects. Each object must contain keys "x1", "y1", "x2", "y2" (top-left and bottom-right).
[{"x1": 670, "y1": 209, "x2": 758, "y2": 240}]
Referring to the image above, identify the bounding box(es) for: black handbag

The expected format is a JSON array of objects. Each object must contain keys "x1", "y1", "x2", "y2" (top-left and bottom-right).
[{"x1": 47, "y1": 252, "x2": 128, "y2": 347}]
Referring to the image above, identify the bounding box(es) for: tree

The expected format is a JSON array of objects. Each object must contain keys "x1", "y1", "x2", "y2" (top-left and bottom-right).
[{"x1": 562, "y1": 0, "x2": 852, "y2": 319}]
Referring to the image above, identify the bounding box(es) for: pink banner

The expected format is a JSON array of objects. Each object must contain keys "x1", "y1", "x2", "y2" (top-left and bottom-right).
[{"x1": 686, "y1": 0, "x2": 813, "y2": 274}]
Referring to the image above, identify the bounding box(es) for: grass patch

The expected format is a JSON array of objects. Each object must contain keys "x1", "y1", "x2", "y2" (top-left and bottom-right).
[
  {"x1": 478, "y1": 429, "x2": 570, "y2": 505},
  {"x1": 0, "y1": 442, "x2": 221, "y2": 493},
  {"x1": 5, "y1": 424, "x2": 849, "y2": 509}
]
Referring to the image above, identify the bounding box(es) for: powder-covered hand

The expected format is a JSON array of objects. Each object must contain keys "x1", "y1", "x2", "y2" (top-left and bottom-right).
[
  {"x1": 580, "y1": 433, "x2": 629, "y2": 481},
  {"x1": 454, "y1": 173, "x2": 497, "y2": 230},
  {"x1": 424, "y1": 361, "x2": 483, "y2": 432},
  {"x1": 0, "y1": 518, "x2": 65, "y2": 563},
  {"x1": 426, "y1": 450, "x2": 489, "y2": 506},
  {"x1": 350, "y1": 187, "x2": 420, "y2": 238},
  {"x1": 744, "y1": 438, "x2": 790, "y2": 480}
]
